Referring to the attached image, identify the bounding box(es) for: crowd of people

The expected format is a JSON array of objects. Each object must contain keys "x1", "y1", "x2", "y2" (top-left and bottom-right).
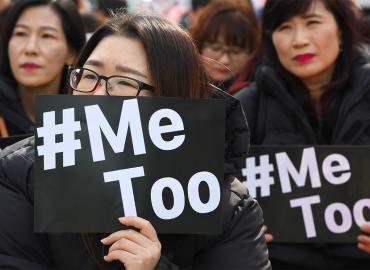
[{"x1": 0, "y1": 0, "x2": 370, "y2": 269}]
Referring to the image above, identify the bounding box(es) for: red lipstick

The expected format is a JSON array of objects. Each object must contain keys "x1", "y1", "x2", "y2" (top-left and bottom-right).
[
  {"x1": 21, "y1": 62, "x2": 41, "y2": 69},
  {"x1": 294, "y1": 53, "x2": 315, "y2": 63}
]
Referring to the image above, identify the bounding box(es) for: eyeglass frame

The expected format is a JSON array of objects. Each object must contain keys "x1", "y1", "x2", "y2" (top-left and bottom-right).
[
  {"x1": 202, "y1": 42, "x2": 250, "y2": 61},
  {"x1": 68, "y1": 67, "x2": 155, "y2": 96}
]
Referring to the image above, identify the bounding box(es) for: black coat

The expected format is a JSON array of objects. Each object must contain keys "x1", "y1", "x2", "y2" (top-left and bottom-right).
[
  {"x1": 0, "y1": 78, "x2": 33, "y2": 136},
  {"x1": 234, "y1": 61, "x2": 370, "y2": 269},
  {"x1": 235, "y1": 62, "x2": 370, "y2": 145},
  {"x1": 0, "y1": 91, "x2": 271, "y2": 269}
]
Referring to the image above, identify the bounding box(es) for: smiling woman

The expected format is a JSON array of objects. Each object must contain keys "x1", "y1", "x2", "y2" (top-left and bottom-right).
[{"x1": 0, "y1": 0, "x2": 85, "y2": 136}]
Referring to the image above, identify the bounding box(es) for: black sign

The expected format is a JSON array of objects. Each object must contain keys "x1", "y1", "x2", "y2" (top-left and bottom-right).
[
  {"x1": 242, "y1": 146, "x2": 370, "y2": 243},
  {"x1": 34, "y1": 95, "x2": 225, "y2": 234}
]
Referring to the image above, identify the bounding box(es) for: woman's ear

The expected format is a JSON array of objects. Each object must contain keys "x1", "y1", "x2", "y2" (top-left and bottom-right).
[{"x1": 66, "y1": 49, "x2": 76, "y2": 66}]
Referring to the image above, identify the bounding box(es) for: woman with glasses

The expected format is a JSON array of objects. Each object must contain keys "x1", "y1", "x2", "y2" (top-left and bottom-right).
[
  {"x1": 0, "y1": 12, "x2": 271, "y2": 269},
  {"x1": 190, "y1": 0, "x2": 260, "y2": 92},
  {"x1": 0, "y1": 0, "x2": 85, "y2": 138}
]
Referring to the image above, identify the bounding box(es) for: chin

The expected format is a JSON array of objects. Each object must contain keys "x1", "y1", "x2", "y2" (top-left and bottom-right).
[{"x1": 211, "y1": 74, "x2": 232, "y2": 82}]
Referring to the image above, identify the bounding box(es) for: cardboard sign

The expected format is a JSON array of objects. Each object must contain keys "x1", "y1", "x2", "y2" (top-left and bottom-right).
[
  {"x1": 243, "y1": 146, "x2": 370, "y2": 243},
  {"x1": 34, "y1": 95, "x2": 225, "y2": 234}
]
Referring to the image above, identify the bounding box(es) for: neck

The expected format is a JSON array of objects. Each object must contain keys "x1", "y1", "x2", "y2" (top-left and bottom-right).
[
  {"x1": 18, "y1": 84, "x2": 61, "y2": 123},
  {"x1": 302, "y1": 68, "x2": 334, "y2": 116}
]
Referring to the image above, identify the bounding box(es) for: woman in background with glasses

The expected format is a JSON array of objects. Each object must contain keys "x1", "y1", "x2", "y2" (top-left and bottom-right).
[
  {"x1": 0, "y1": 0, "x2": 85, "y2": 138},
  {"x1": 0, "y1": 12, "x2": 271, "y2": 269},
  {"x1": 190, "y1": 0, "x2": 260, "y2": 93}
]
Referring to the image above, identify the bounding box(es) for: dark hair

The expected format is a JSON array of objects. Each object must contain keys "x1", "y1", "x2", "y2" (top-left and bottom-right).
[
  {"x1": 231, "y1": 0, "x2": 363, "y2": 139},
  {"x1": 191, "y1": 0, "x2": 210, "y2": 12},
  {"x1": 0, "y1": 0, "x2": 86, "y2": 93},
  {"x1": 190, "y1": 0, "x2": 260, "y2": 52},
  {"x1": 74, "y1": 12, "x2": 208, "y2": 98}
]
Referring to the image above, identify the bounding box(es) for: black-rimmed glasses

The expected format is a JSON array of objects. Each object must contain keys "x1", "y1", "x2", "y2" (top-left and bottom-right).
[
  {"x1": 68, "y1": 67, "x2": 155, "y2": 96},
  {"x1": 202, "y1": 42, "x2": 249, "y2": 62}
]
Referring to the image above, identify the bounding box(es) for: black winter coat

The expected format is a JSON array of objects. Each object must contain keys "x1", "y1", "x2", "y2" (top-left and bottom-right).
[
  {"x1": 0, "y1": 78, "x2": 33, "y2": 136},
  {"x1": 234, "y1": 61, "x2": 370, "y2": 269},
  {"x1": 0, "y1": 91, "x2": 271, "y2": 270}
]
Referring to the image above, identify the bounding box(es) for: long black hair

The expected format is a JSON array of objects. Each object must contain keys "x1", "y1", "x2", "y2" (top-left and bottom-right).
[{"x1": 0, "y1": 0, "x2": 86, "y2": 93}]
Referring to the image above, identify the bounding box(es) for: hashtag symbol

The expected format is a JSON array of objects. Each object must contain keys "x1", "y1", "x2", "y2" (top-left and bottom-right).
[
  {"x1": 242, "y1": 154, "x2": 275, "y2": 198},
  {"x1": 37, "y1": 108, "x2": 81, "y2": 170}
]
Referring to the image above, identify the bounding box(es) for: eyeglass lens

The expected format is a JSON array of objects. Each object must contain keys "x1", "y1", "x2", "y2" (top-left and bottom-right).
[{"x1": 70, "y1": 68, "x2": 143, "y2": 96}]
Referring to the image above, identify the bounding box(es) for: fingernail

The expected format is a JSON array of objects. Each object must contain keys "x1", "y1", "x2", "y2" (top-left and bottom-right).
[
  {"x1": 103, "y1": 255, "x2": 107, "y2": 261},
  {"x1": 118, "y1": 217, "x2": 126, "y2": 222},
  {"x1": 100, "y1": 238, "x2": 106, "y2": 243}
]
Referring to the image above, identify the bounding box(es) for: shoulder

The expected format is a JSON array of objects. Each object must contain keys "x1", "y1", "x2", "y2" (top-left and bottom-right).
[
  {"x1": 189, "y1": 176, "x2": 271, "y2": 269},
  {"x1": 233, "y1": 83, "x2": 260, "y2": 116},
  {"x1": 233, "y1": 83, "x2": 261, "y2": 132},
  {"x1": 0, "y1": 77, "x2": 18, "y2": 103},
  {"x1": 0, "y1": 136, "x2": 35, "y2": 198},
  {"x1": 0, "y1": 135, "x2": 52, "y2": 269},
  {"x1": 210, "y1": 86, "x2": 250, "y2": 179},
  {"x1": 233, "y1": 83, "x2": 259, "y2": 103},
  {"x1": 221, "y1": 176, "x2": 264, "y2": 231}
]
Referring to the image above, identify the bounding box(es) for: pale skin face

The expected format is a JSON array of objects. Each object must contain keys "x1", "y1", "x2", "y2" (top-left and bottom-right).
[
  {"x1": 272, "y1": 1, "x2": 341, "y2": 102},
  {"x1": 74, "y1": 35, "x2": 160, "y2": 269},
  {"x1": 8, "y1": 5, "x2": 74, "y2": 93},
  {"x1": 201, "y1": 36, "x2": 250, "y2": 82},
  {"x1": 74, "y1": 35, "x2": 153, "y2": 97}
]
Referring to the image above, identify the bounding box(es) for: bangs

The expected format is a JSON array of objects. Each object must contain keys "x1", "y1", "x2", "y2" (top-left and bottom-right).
[
  {"x1": 264, "y1": 0, "x2": 320, "y2": 32},
  {"x1": 205, "y1": 10, "x2": 252, "y2": 49}
]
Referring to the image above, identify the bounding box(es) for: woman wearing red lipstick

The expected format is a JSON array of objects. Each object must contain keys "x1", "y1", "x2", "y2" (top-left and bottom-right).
[
  {"x1": 0, "y1": 0, "x2": 85, "y2": 138},
  {"x1": 190, "y1": 0, "x2": 260, "y2": 92},
  {"x1": 234, "y1": 0, "x2": 370, "y2": 269}
]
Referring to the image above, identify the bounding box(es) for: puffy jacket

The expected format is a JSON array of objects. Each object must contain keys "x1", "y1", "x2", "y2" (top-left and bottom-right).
[
  {"x1": 0, "y1": 78, "x2": 33, "y2": 136},
  {"x1": 0, "y1": 92, "x2": 271, "y2": 269},
  {"x1": 235, "y1": 61, "x2": 370, "y2": 146},
  {"x1": 234, "y1": 60, "x2": 370, "y2": 269}
]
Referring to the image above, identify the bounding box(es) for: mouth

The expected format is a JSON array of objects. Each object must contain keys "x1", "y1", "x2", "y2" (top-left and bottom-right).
[
  {"x1": 21, "y1": 62, "x2": 41, "y2": 69},
  {"x1": 213, "y1": 66, "x2": 232, "y2": 75},
  {"x1": 293, "y1": 53, "x2": 316, "y2": 63}
]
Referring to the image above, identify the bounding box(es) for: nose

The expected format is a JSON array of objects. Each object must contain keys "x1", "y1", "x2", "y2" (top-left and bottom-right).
[
  {"x1": 92, "y1": 80, "x2": 108, "y2": 96},
  {"x1": 218, "y1": 51, "x2": 231, "y2": 64},
  {"x1": 292, "y1": 26, "x2": 309, "y2": 48},
  {"x1": 24, "y1": 34, "x2": 39, "y2": 55}
]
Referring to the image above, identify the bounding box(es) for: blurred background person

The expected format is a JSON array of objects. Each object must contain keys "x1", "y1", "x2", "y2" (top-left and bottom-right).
[
  {"x1": 179, "y1": 0, "x2": 210, "y2": 29},
  {"x1": 190, "y1": 0, "x2": 260, "y2": 92},
  {"x1": 0, "y1": 0, "x2": 11, "y2": 32},
  {"x1": 234, "y1": 0, "x2": 370, "y2": 268},
  {"x1": 73, "y1": 0, "x2": 127, "y2": 38},
  {"x1": 0, "y1": 0, "x2": 85, "y2": 137},
  {"x1": 147, "y1": 0, "x2": 187, "y2": 24}
]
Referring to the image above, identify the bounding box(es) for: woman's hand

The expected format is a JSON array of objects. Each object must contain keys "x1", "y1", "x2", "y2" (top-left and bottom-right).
[
  {"x1": 358, "y1": 224, "x2": 370, "y2": 254},
  {"x1": 262, "y1": 225, "x2": 273, "y2": 243},
  {"x1": 101, "y1": 216, "x2": 161, "y2": 270}
]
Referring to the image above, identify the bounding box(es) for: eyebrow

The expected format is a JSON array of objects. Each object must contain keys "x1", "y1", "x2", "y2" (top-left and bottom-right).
[
  {"x1": 14, "y1": 24, "x2": 58, "y2": 32},
  {"x1": 85, "y1": 59, "x2": 148, "y2": 79},
  {"x1": 302, "y1": 14, "x2": 323, "y2": 19}
]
